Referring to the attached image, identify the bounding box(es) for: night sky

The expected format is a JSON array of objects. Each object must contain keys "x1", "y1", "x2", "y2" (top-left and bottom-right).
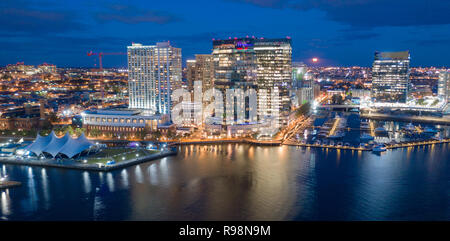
[{"x1": 1, "y1": 0, "x2": 449, "y2": 67}]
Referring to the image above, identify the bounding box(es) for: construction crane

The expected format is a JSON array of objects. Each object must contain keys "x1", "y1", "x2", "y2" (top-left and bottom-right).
[
  {"x1": 86, "y1": 51, "x2": 126, "y2": 104},
  {"x1": 86, "y1": 51, "x2": 126, "y2": 71}
]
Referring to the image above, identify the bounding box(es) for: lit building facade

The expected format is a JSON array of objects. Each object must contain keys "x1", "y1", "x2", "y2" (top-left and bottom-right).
[
  {"x1": 371, "y1": 51, "x2": 410, "y2": 103},
  {"x1": 82, "y1": 109, "x2": 168, "y2": 139},
  {"x1": 186, "y1": 54, "x2": 214, "y2": 91},
  {"x1": 211, "y1": 37, "x2": 292, "y2": 127},
  {"x1": 438, "y1": 70, "x2": 450, "y2": 103},
  {"x1": 292, "y1": 62, "x2": 308, "y2": 88},
  {"x1": 127, "y1": 42, "x2": 182, "y2": 115}
]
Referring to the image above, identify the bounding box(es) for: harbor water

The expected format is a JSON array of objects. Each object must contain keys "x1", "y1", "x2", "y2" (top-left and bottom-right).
[{"x1": 1, "y1": 142, "x2": 449, "y2": 220}]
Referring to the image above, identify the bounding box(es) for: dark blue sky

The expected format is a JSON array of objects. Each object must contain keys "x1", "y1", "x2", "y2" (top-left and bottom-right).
[{"x1": 1, "y1": 0, "x2": 449, "y2": 67}]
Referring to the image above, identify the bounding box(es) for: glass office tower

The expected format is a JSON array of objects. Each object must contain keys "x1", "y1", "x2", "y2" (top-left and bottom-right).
[
  {"x1": 371, "y1": 51, "x2": 410, "y2": 103},
  {"x1": 212, "y1": 37, "x2": 292, "y2": 127}
]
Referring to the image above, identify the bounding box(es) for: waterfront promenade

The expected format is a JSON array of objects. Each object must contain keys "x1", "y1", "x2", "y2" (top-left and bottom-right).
[
  {"x1": 283, "y1": 138, "x2": 450, "y2": 151},
  {"x1": 361, "y1": 113, "x2": 450, "y2": 125},
  {"x1": 0, "y1": 149, "x2": 177, "y2": 172},
  {"x1": 169, "y1": 138, "x2": 282, "y2": 146}
]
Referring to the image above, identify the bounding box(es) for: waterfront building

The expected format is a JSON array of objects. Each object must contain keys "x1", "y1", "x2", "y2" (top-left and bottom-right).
[
  {"x1": 438, "y1": 70, "x2": 450, "y2": 103},
  {"x1": 205, "y1": 121, "x2": 271, "y2": 137},
  {"x1": 255, "y1": 38, "x2": 292, "y2": 127},
  {"x1": 293, "y1": 87, "x2": 314, "y2": 107},
  {"x1": 292, "y1": 62, "x2": 309, "y2": 88},
  {"x1": 81, "y1": 109, "x2": 169, "y2": 139},
  {"x1": 127, "y1": 42, "x2": 182, "y2": 115},
  {"x1": 371, "y1": 51, "x2": 410, "y2": 103},
  {"x1": 212, "y1": 37, "x2": 292, "y2": 127}
]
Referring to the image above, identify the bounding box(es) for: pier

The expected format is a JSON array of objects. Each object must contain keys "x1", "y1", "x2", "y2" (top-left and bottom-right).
[
  {"x1": 0, "y1": 181, "x2": 21, "y2": 189},
  {"x1": 361, "y1": 113, "x2": 450, "y2": 125},
  {"x1": 284, "y1": 138, "x2": 450, "y2": 151},
  {"x1": 0, "y1": 150, "x2": 177, "y2": 172}
]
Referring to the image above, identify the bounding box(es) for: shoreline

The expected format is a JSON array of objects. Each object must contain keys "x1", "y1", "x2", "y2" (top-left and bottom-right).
[
  {"x1": 0, "y1": 181, "x2": 21, "y2": 189},
  {"x1": 0, "y1": 137, "x2": 448, "y2": 172},
  {"x1": 0, "y1": 150, "x2": 177, "y2": 172}
]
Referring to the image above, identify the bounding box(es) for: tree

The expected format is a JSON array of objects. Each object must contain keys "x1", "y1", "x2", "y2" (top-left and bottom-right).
[
  {"x1": 331, "y1": 94, "x2": 343, "y2": 104},
  {"x1": 167, "y1": 129, "x2": 176, "y2": 139},
  {"x1": 152, "y1": 130, "x2": 162, "y2": 140},
  {"x1": 89, "y1": 129, "x2": 101, "y2": 138},
  {"x1": 295, "y1": 102, "x2": 311, "y2": 117},
  {"x1": 74, "y1": 127, "x2": 85, "y2": 137},
  {"x1": 48, "y1": 112, "x2": 60, "y2": 123}
]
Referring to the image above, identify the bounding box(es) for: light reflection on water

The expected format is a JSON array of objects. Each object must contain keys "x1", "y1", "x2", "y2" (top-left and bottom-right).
[{"x1": 0, "y1": 143, "x2": 449, "y2": 220}]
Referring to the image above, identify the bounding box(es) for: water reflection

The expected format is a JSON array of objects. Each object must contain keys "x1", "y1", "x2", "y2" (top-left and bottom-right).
[
  {"x1": 106, "y1": 173, "x2": 115, "y2": 192},
  {"x1": 41, "y1": 168, "x2": 50, "y2": 209},
  {"x1": 135, "y1": 166, "x2": 144, "y2": 184},
  {"x1": 82, "y1": 171, "x2": 91, "y2": 194},
  {"x1": 1, "y1": 190, "x2": 11, "y2": 217},
  {"x1": 121, "y1": 169, "x2": 129, "y2": 189},
  {"x1": 27, "y1": 167, "x2": 38, "y2": 212},
  {"x1": 148, "y1": 164, "x2": 158, "y2": 185},
  {"x1": 1, "y1": 143, "x2": 450, "y2": 220}
]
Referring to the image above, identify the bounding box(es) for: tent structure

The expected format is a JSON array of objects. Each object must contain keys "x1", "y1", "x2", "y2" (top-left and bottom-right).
[
  {"x1": 58, "y1": 133, "x2": 94, "y2": 158},
  {"x1": 42, "y1": 132, "x2": 70, "y2": 157},
  {"x1": 25, "y1": 132, "x2": 53, "y2": 156},
  {"x1": 25, "y1": 131, "x2": 94, "y2": 158}
]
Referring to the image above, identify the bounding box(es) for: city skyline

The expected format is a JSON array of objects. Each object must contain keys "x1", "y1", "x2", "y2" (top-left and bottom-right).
[{"x1": 1, "y1": 0, "x2": 450, "y2": 68}]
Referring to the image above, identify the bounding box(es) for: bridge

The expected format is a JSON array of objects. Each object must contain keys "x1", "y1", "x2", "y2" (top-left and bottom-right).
[
  {"x1": 361, "y1": 113, "x2": 450, "y2": 125},
  {"x1": 316, "y1": 104, "x2": 360, "y2": 112}
]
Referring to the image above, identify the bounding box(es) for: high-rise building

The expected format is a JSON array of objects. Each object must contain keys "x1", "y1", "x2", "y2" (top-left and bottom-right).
[
  {"x1": 212, "y1": 37, "x2": 292, "y2": 127},
  {"x1": 292, "y1": 62, "x2": 309, "y2": 88},
  {"x1": 186, "y1": 54, "x2": 214, "y2": 91},
  {"x1": 371, "y1": 51, "x2": 410, "y2": 103},
  {"x1": 186, "y1": 59, "x2": 197, "y2": 91},
  {"x1": 127, "y1": 42, "x2": 182, "y2": 115},
  {"x1": 254, "y1": 38, "x2": 292, "y2": 127},
  {"x1": 438, "y1": 70, "x2": 450, "y2": 103}
]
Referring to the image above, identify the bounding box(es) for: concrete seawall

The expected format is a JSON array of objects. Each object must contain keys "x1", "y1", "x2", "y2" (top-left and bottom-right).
[
  {"x1": 171, "y1": 139, "x2": 281, "y2": 146},
  {"x1": 0, "y1": 150, "x2": 177, "y2": 172}
]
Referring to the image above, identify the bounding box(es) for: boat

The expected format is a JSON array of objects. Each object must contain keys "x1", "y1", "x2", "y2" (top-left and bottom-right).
[
  {"x1": 423, "y1": 127, "x2": 438, "y2": 134},
  {"x1": 403, "y1": 122, "x2": 416, "y2": 132},
  {"x1": 372, "y1": 144, "x2": 387, "y2": 153},
  {"x1": 374, "y1": 127, "x2": 387, "y2": 133}
]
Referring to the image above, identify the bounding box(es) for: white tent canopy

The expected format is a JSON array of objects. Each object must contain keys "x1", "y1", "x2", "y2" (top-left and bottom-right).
[
  {"x1": 25, "y1": 131, "x2": 94, "y2": 158},
  {"x1": 25, "y1": 132, "x2": 53, "y2": 156},
  {"x1": 59, "y1": 133, "x2": 94, "y2": 158}
]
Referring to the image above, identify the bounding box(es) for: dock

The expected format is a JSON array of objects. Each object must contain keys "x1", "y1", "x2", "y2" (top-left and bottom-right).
[
  {"x1": 0, "y1": 181, "x2": 21, "y2": 189},
  {"x1": 284, "y1": 138, "x2": 450, "y2": 151}
]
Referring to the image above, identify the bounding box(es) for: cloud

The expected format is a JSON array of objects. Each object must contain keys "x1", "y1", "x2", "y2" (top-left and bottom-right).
[
  {"x1": 0, "y1": 0, "x2": 85, "y2": 34},
  {"x1": 227, "y1": 0, "x2": 450, "y2": 27},
  {"x1": 95, "y1": 4, "x2": 181, "y2": 25},
  {"x1": 227, "y1": 0, "x2": 290, "y2": 8}
]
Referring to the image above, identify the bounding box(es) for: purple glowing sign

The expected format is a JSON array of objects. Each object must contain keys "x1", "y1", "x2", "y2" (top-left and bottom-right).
[{"x1": 235, "y1": 41, "x2": 253, "y2": 50}]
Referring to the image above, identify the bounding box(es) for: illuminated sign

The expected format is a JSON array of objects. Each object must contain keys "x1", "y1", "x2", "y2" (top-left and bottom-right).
[{"x1": 235, "y1": 41, "x2": 253, "y2": 50}]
